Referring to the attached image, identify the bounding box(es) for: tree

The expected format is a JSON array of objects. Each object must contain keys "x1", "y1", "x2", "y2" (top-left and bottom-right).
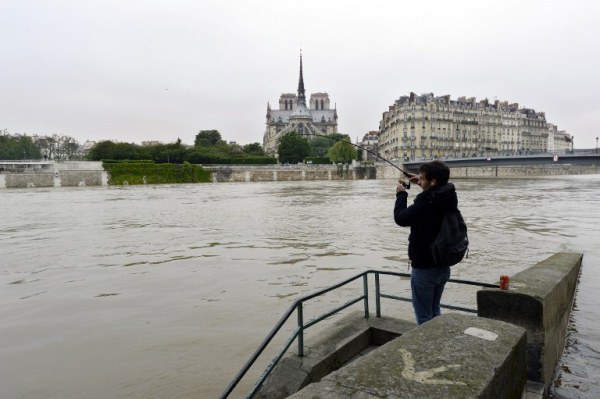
[
  {"x1": 278, "y1": 133, "x2": 310, "y2": 164},
  {"x1": 308, "y1": 136, "x2": 332, "y2": 157},
  {"x1": 0, "y1": 131, "x2": 41, "y2": 159},
  {"x1": 194, "y1": 130, "x2": 224, "y2": 147},
  {"x1": 328, "y1": 133, "x2": 351, "y2": 144},
  {"x1": 87, "y1": 140, "x2": 142, "y2": 161},
  {"x1": 242, "y1": 142, "x2": 265, "y2": 156},
  {"x1": 328, "y1": 140, "x2": 357, "y2": 163},
  {"x1": 228, "y1": 142, "x2": 244, "y2": 156},
  {"x1": 87, "y1": 141, "x2": 117, "y2": 160},
  {"x1": 185, "y1": 147, "x2": 231, "y2": 164},
  {"x1": 34, "y1": 135, "x2": 57, "y2": 159},
  {"x1": 52, "y1": 135, "x2": 80, "y2": 160},
  {"x1": 61, "y1": 136, "x2": 81, "y2": 159}
]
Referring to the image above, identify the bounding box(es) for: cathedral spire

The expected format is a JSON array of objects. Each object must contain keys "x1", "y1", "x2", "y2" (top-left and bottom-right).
[{"x1": 297, "y1": 50, "x2": 306, "y2": 106}]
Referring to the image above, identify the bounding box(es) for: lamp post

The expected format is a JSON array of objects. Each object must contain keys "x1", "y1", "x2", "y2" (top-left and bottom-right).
[
  {"x1": 596, "y1": 136, "x2": 598, "y2": 154},
  {"x1": 572, "y1": 136, "x2": 574, "y2": 154}
]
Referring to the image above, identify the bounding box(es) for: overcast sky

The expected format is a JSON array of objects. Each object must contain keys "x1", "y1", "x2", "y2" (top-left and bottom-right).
[{"x1": 1, "y1": 0, "x2": 599, "y2": 149}]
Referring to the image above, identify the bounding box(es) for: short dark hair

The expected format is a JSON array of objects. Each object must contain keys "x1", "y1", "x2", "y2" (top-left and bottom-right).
[{"x1": 419, "y1": 160, "x2": 450, "y2": 186}]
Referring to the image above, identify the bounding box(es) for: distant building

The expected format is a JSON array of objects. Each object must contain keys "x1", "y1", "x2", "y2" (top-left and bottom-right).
[
  {"x1": 547, "y1": 123, "x2": 572, "y2": 154},
  {"x1": 263, "y1": 53, "x2": 338, "y2": 156},
  {"x1": 378, "y1": 92, "x2": 571, "y2": 161},
  {"x1": 358, "y1": 131, "x2": 379, "y2": 161}
]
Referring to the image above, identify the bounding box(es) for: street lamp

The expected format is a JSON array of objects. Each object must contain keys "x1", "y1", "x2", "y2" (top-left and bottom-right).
[
  {"x1": 596, "y1": 136, "x2": 598, "y2": 154},
  {"x1": 572, "y1": 136, "x2": 574, "y2": 154}
]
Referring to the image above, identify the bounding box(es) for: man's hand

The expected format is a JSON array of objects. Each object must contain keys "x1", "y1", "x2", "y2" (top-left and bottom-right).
[
  {"x1": 408, "y1": 173, "x2": 419, "y2": 184},
  {"x1": 396, "y1": 181, "x2": 407, "y2": 194}
]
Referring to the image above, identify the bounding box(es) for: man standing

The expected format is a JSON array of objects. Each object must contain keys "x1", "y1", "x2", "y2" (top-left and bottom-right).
[{"x1": 394, "y1": 160, "x2": 458, "y2": 325}]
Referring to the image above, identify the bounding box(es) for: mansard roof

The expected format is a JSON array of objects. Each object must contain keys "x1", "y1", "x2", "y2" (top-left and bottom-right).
[{"x1": 393, "y1": 91, "x2": 545, "y2": 116}]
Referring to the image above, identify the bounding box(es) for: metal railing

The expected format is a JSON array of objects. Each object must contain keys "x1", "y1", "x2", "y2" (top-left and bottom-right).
[{"x1": 219, "y1": 270, "x2": 499, "y2": 399}]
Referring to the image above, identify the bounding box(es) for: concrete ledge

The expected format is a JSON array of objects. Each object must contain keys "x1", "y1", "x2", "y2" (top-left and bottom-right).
[
  {"x1": 255, "y1": 312, "x2": 416, "y2": 399},
  {"x1": 289, "y1": 314, "x2": 527, "y2": 399},
  {"x1": 477, "y1": 252, "x2": 582, "y2": 389}
]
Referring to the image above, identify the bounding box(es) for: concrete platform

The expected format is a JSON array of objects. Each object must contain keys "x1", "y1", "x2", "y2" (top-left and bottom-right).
[
  {"x1": 255, "y1": 312, "x2": 416, "y2": 399},
  {"x1": 288, "y1": 314, "x2": 527, "y2": 399}
]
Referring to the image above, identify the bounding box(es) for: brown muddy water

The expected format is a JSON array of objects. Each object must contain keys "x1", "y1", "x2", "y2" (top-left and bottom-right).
[{"x1": 1, "y1": 176, "x2": 599, "y2": 398}]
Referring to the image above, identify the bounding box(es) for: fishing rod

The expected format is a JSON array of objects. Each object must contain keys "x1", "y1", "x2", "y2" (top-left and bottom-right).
[{"x1": 286, "y1": 131, "x2": 414, "y2": 188}]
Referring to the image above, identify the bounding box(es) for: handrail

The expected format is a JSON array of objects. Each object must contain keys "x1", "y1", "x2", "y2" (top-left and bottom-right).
[{"x1": 219, "y1": 269, "x2": 499, "y2": 399}]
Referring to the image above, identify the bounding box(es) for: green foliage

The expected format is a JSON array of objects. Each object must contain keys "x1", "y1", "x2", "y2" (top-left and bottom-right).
[
  {"x1": 150, "y1": 142, "x2": 187, "y2": 163},
  {"x1": 305, "y1": 156, "x2": 331, "y2": 164},
  {"x1": 185, "y1": 147, "x2": 232, "y2": 164},
  {"x1": 356, "y1": 148, "x2": 364, "y2": 161},
  {"x1": 242, "y1": 142, "x2": 265, "y2": 156},
  {"x1": 88, "y1": 140, "x2": 187, "y2": 163},
  {"x1": 88, "y1": 141, "x2": 139, "y2": 161},
  {"x1": 0, "y1": 131, "x2": 42, "y2": 159},
  {"x1": 328, "y1": 140, "x2": 357, "y2": 163},
  {"x1": 278, "y1": 133, "x2": 310, "y2": 164},
  {"x1": 103, "y1": 161, "x2": 211, "y2": 185},
  {"x1": 194, "y1": 130, "x2": 224, "y2": 147},
  {"x1": 329, "y1": 133, "x2": 351, "y2": 143},
  {"x1": 89, "y1": 139, "x2": 270, "y2": 165},
  {"x1": 308, "y1": 136, "x2": 332, "y2": 157},
  {"x1": 32, "y1": 133, "x2": 80, "y2": 160},
  {"x1": 308, "y1": 134, "x2": 357, "y2": 160}
]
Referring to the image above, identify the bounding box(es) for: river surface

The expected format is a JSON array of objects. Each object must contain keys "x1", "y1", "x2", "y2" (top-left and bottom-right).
[{"x1": 1, "y1": 176, "x2": 599, "y2": 399}]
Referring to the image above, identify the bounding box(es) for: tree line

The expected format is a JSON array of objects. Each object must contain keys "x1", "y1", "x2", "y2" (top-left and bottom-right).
[
  {"x1": 89, "y1": 130, "x2": 358, "y2": 165},
  {"x1": 0, "y1": 130, "x2": 80, "y2": 160},
  {"x1": 279, "y1": 132, "x2": 358, "y2": 164},
  {"x1": 1, "y1": 129, "x2": 359, "y2": 164},
  {"x1": 88, "y1": 130, "x2": 275, "y2": 164}
]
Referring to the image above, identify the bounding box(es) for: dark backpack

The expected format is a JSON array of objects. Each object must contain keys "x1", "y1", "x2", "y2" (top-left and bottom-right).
[{"x1": 430, "y1": 209, "x2": 469, "y2": 267}]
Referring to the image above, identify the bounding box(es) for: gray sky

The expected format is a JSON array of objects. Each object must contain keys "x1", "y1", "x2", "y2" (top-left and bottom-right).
[{"x1": 1, "y1": 0, "x2": 599, "y2": 149}]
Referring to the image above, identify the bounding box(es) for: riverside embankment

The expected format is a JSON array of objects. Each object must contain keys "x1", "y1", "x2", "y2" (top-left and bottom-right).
[{"x1": 1, "y1": 160, "x2": 598, "y2": 188}]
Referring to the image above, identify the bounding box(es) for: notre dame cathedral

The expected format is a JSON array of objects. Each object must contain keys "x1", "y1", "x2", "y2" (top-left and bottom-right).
[{"x1": 262, "y1": 53, "x2": 338, "y2": 156}]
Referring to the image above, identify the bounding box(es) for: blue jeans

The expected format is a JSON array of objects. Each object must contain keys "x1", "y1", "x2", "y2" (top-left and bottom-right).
[{"x1": 411, "y1": 267, "x2": 451, "y2": 325}]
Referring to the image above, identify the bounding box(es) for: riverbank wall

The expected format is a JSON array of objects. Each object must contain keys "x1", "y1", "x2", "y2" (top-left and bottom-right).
[
  {"x1": 0, "y1": 161, "x2": 107, "y2": 188},
  {"x1": 197, "y1": 163, "x2": 599, "y2": 183},
  {"x1": 376, "y1": 163, "x2": 599, "y2": 179},
  {"x1": 204, "y1": 164, "x2": 376, "y2": 182},
  {"x1": 1, "y1": 161, "x2": 597, "y2": 188}
]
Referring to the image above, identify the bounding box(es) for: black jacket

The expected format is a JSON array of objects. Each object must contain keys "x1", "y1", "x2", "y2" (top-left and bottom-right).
[{"x1": 394, "y1": 183, "x2": 458, "y2": 268}]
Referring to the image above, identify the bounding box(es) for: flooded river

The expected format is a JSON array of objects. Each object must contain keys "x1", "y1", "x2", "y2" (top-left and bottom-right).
[{"x1": 1, "y1": 175, "x2": 599, "y2": 398}]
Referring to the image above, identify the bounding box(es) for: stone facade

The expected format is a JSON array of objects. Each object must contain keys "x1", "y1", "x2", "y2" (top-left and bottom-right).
[
  {"x1": 378, "y1": 92, "x2": 571, "y2": 161},
  {"x1": 263, "y1": 53, "x2": 338, "y2": 156},
  {"x1": 547, "y1": 123, "x2": 572, "y2": 153},
  {"x1": 358, "y1": 130, "x2": 379, "y2": 161}
]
